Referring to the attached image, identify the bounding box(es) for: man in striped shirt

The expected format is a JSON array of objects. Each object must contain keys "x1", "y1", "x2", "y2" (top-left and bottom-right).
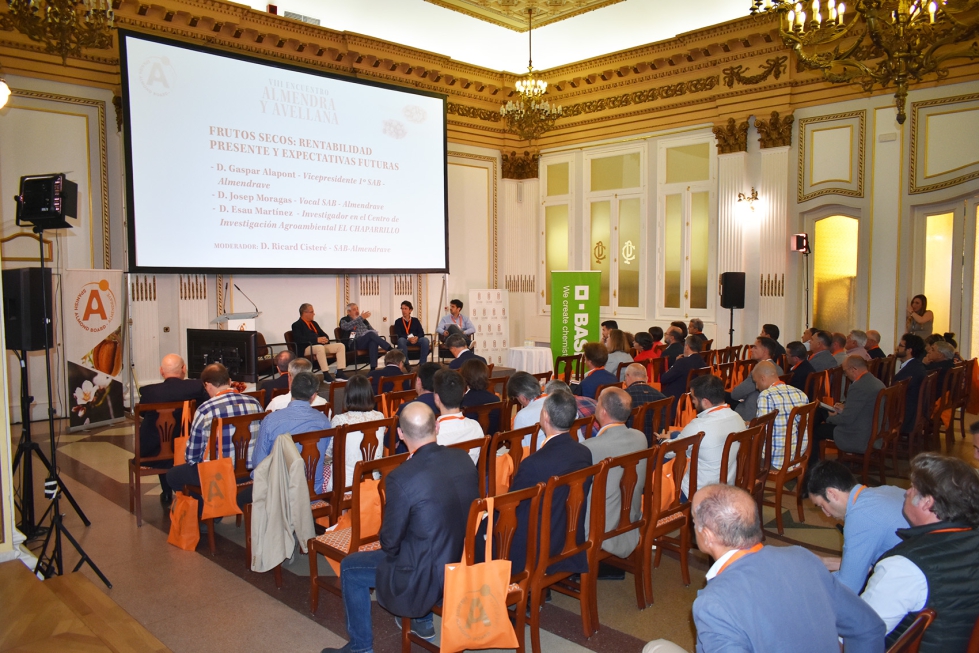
[{"x1": 753, "y1": 361, "x2": 810, "y2": 469}]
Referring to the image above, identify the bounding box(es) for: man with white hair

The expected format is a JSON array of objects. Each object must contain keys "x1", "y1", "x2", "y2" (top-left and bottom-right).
[
  {"x1": 265, "y1": 357, "x2": 328, "y2": 412},
  {"x1": 339, "y1": 302, "x2": 392, "y2": 370},
  {"x1": 291, "y1": 303, "x2": 345, "y2": 380},
  {"x1": 924, "y1": 340, "x2": 956, "y2": 389},
  {"x1": 624, "y1": 362, "x2": 666, "y2": 445},
  {"x1": 845, "y1": 330, "x2": 872, "y2": 361},
  {"x1": 865, "y1": 330, "x2": 886, "y2": 359}
]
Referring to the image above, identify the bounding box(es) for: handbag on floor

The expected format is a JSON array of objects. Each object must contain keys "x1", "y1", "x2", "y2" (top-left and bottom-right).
[
  {"x1": 440, "y1": 497, "x2": 519, "y2": 653},
  {"x1": 167, "y1": 493, "x2": 200, "y2": 551},
  {"x1": 198, "y1": 419, "x2": 243, "y2": 520}
]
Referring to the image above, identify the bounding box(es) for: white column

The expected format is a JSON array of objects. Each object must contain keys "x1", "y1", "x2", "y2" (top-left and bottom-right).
[
  {"x1": 717, "y1": 152, "x2": 747, "y2": 346},
  {"x1": 177, "y1": 274, "x2": 209, "y2": 363},
  {"x1": 759, "y1": 146, "x2": 790, "y2": 339}
]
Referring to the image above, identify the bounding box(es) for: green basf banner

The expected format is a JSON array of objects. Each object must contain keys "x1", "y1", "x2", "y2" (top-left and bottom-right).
[{"x1": 551, "y1": 271, "x2": 601, "y2": 362}]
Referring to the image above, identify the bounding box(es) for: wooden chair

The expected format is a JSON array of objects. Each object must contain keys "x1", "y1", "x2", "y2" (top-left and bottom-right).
[
  {"x1": 569, "y1": 414, "x2": 596, "y2": 443},
  {"x1": 378, "y1": 372, "x2": 415, "y2": 395},
  {"x1": 487, "y1": 374, "x2": 509, "y2": 399},
  {"x1": 444, "y1": 437, "x2": 490, "y2": 499},
  {"x1": 335, "y1": 327, "x2": 381, "y2": 371},
  {"x1": 186, "y1": 411, "x2": 267, "y2": 554},
  {"x1": 643, "y1": 432, "x2": 704, "y2": 605},
  {"x1": 595, "y1": 381, "x2": 625, "y2": 398},
  {"x1": 308, "y1": 453, "x2": 409, "y2": 610},
  {"x1": 283, "y1": 331, "x2": 336, "y2": 370},
  {"x1": 778, "y1": 373, "x2": 793, "y2": 384},
  {"x1": 328, "y1": 418, "x2": 395, "y2": 523},
  {"x1": 715, "y1": 362, "x2": 736, "y2": 391},
  {"x1": 804, "y1": 370, "x2": 826, "y2": 402},
  {"x1": 243, "y1": 389, "x2": 265, "y2": 407},
  {"x1": 647, "y1": 357, "x2": 669, "y2": 389},
  {"x1": 555, "y1": 354, "x2": 583, "y2": 384},
  {"x1": 869, "y1": 355, "x2": 897, "y2": 386},
  {"x1": 327, "y1": 379, "x2": 346, "y2": 412},
  {"x1": 488, "y1": 425, "x2": 535, "y2": 495},
  {"x1": 529, "y1": 461, "x2": 608, "y2": 648},
  {"x1": 463, "y1": 400, "x2": 503, "y2": 435},
  {"x1": 932, "y1": 364, "x2": 964, "y2": 453},
  {"x1": 949, "y1": 359, "x2": 973, "y2": 442},
  {"x1": 822, "y1": 383, "x2": 905, "y2": 485},
  {"x1": 631, "y1": 397, "x2": 673, "y2": 445},
  {"x1": 387, "y1": 324, "x2": 432, "y2": 365},
  {"x1": 531, "y1": 371, "x2": 553, "y2": 386},
  {"x1": 886, "y1": 608, "x2": 936, "y2": 653},
  {"x1": 763, "y1": 402, "x2": 816, "y2": 534},
  {"x1": 129, "y1": 400, "x2": 195, "y2": 527},
  {"x1": 269, "y1": 387, "x2": 289, "y2": 405},
  {"x1": 733, "y1": 360, "x2": 756, "y2": 386},
  {"x1": 685, "y1": 366, "x2": 712, "y2": 392},
  {"x1": 702, "y1": 349, "x2": 717, "y2": 367},
  {"x1": 719, "y1": 425, "x2": 761, "y2": 490},
  {"x1": 587, "y1": 447, "x2": 658, "y2": 612},
  {"x1": 747, "y1": 411, "x2": 777, "y2": 514},
  {"x1": 903, "y1": 371, "x2": 939, "y2": 457},
  {"x1": 400, "y1": 484, "x2": 544, "y2": 653},
  {"x1": 826, "y1": 366, "x2": 848, "y2": 403},
  {"x1": 501, "y1": 396, "x2": 522, "y2": 431},
  {"x1": 616, "y1": 361, "x2": 633, "y2": 380},
  {"x1": 381, "y1": 389, "x2": 416, "y2": 418},
  {"x1": 776, "y1": 354, "x2": 788, "y2": 372},
  {"x1": 703, "y1": 338, "x2": 714, "y2": 351},
  {"x1": 739, "y1": 344, "x2": 755, "y2": 361},
  {"x1": 673, "y1": 393, "x2": 697, "y2": 429},
  {"x1": 312, "y1": 402, "x2": 333, "y2": 420}
]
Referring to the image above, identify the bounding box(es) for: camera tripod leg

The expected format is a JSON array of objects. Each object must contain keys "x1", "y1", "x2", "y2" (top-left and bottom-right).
[
  {"x1": 32, "y1": 445, "x2": 90, "y2": 527},
  {"x1": 60, "y1": 521, "x2": 111, "y2": 588}
]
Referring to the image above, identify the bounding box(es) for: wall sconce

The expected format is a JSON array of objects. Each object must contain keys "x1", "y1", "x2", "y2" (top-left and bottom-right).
[
  {"x1": 0, "y1": 79, "x2": 10, "y2": 109},
  {"x1": 736, "y1": 187, "x2": 761, "y2": 221}
]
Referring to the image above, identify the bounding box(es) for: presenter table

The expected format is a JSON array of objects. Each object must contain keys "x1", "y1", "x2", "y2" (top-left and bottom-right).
[{"x1": 507, "y1": 347, "x2": 554, "y2": 375}]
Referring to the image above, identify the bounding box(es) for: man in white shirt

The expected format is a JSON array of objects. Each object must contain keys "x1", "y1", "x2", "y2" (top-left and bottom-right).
[
  {"x1": 432, "y1": 369, "x2": 484, "y2": 464},
  {"x1": 860, "y1": 453, "x2": 979, "y2": 651},
  {"x1": 436, "y1": 298, "x2": 475, "y2": 345},
  {"x1": 265, "y1": 357, "x2": 329, "y2": 413},
  {"x1": 509, "y1": 371, "x2": 546, "y2": 448},
  {"x1": 658, "y1": 374, "x2": 745, "y2": 500}
]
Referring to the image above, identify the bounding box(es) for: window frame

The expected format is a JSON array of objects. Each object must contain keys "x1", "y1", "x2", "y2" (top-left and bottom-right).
[{"x1": 538, "y1": 153, "x2": 575, "y2": 315}]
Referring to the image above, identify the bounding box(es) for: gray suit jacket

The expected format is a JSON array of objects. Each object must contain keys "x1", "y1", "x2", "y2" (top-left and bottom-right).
[
  {"x1": 583, "y1": 424, "x2": 647, "y2": 558},
  {"x1": 828, "y1": 373, "x2": 886, "y2": 453},
  {"x1": 810, "y1": 349, "x2": 839, "y2": 372},
  {"x1": 731, "y1": 362, "x2": 783, "y2": 421}
]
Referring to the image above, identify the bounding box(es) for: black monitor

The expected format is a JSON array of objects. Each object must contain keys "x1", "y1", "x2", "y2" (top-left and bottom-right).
[{"x1": 186, "y1": 328, "x2": 258, "y2": 383}]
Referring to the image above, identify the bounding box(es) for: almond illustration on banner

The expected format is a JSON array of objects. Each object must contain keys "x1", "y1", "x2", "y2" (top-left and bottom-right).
[{"x1": 84, "y1": 326, "x2": 123, "y2": 377}]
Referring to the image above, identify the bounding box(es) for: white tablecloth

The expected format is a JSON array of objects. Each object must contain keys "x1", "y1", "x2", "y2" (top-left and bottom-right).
[{"x1": 507, "y1": 347, "x2": 553, "y2": 375}]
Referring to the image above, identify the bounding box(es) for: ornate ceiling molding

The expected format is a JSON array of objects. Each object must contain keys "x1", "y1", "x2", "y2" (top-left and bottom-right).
[
  {"x1": 755, "y1": 110, "x2": 793, "y2": 148},
  {"x1": 501, "y1": 150, "x2": 540, "y2": 179},
  {"x1": 424, "y1": 0, "x2": 625, "y2": 31},
  {"x1": 712, "y1": 118, "x2": 750, "y2": 154}
]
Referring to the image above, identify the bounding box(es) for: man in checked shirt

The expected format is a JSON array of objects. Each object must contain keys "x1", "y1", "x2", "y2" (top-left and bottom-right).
[{"x1": 753, "y1": 361, "x2": 810, "y2": 470}]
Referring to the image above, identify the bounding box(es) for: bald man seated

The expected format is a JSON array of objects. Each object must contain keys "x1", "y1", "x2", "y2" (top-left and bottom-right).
[{"x1": 136, "y1": 354, "x2": 210, "y2": 506}]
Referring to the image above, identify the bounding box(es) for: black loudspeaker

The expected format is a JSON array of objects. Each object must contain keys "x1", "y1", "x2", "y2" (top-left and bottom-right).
[
  {"x1": 719, "y1": 272, "x2": 746, "y2": 309},
  {"x1": 2, "y1": 267, "x2": 53, "y2": 351}
]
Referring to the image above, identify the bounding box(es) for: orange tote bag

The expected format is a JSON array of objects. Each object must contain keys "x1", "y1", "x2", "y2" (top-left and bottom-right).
[
  {"x1": 167, "y1": 493, "x2": 201, "y2": 551},
  {"x1": 198, "y1": 418, "x2": 242, "y2": 520}
]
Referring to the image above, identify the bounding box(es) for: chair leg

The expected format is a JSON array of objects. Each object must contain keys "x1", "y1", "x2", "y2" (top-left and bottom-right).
[
  {"x1": 579, "y1": 571, "x2": 597, "y2": 637},
  {"x1": 631, "y1": 550, "x2": 646, "y2": 610},
  {"x1": 244, "y1": 504, "x2": 252, "y2": 568},
  {"x1": 128, "y1": 468, "x2": 135, "y2": 514},
  {"x1": 309, "y1": 544, "x2": 320, "y2": 613},
  {"x1": 401, "y1": 616, "x2": 411, "y2": 653},
  {"x1": 513, "y1": 597, "x2": 527, "y2": 653},
  {"x1": 774, "y1": 481, "x2": 785, "y2": 535},
  {"x1": 795, "y1": 482, "x2": 806, "y2": 524},
  {"x1": 273, "y1": 564, "x2": 282, "y2": 589},
  {"x1": 529, "y1": 586, "x2": 544, "y2": 653},
  {"x1": 206, "y1": 519, "x2": 216, "y2": 555},
  {"x1": 678, "y1": 523, "x2": 691, "y2": 587}
]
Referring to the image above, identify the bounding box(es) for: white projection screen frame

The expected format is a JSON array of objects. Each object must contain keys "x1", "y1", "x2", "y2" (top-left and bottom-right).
[{"x1": 120, "y1": 31, "x2": 449, "y2": 274}]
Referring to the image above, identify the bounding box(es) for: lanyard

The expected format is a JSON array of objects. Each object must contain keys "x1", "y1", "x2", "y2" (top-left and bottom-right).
[
  {"x1": 452, "y1": 314, "x2": 463, "y2": 327},
  {"x1": 849, "y1": 485, "x2": 866, "y2": 508},
  {"x1": 929, "y1": 527, "x2": 972, "y2": 534},
  {"x1": 585, "y1": 367, "x2": 606, "y2": 378},
  {"x1": 216, "y1": 389, "x2": 237, "y2": 397},
  {"x1": 303, "y1": 319, "x2": 316, "y2": 332},
  {"x1": 716, "y1": 543, "x2": 763, "y2": 575},
  {"x1": 705, "y1": 404, "x2": 729, "y2": 414},
  {"x1": 439, "y1": 414, "x2": 467, "y2": 423},
  {"x1": 596, "y1": 422, "x2": 624, "y2": 437},
  {"x1": 402, "y1": 317, "x2": 412, "y2": 334}
]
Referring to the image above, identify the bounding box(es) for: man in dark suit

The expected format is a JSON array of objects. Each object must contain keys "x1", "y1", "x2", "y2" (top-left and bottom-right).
[
  {"x1": 397, "y1": 362, "x2": 441, "y2": 418},
  {"x1": 761, "y1": 323, "x2": 786, "y2": 360},
  {"x1": 924, "y1": 340, "x2": 956, "y2": 390},
  {"x1": 661, "y1": 327, "x2": 685, "y2": 367},
  {"x1": 786, "y1": 340, "x2": 816, "y2": 393},
  {"x1": 866, "y1": 330, "x2": 887, "y2": 359},
  {"x1": 573, "y1": 342, "x2": 618, "y2": 399},
  {"x1": 257, "y1": 350, "x2": 292, "y2": 402},
  {"x1": 814, "y1": 356, "x2": 886, "y2": 455},
  {"x1": 324, "y1": 402, "x2": 479, "y2": 653},
  {"x1": 137, "y1": 354, "x2": 210, "y2": 506},
  {"x1": 368, "y1": 349, "x2": 409, "y2": 394},
  {"x1": 338, "y1": 302, "x2": 392, "y2": 370},
  {"x1": 624, "y1": 363, "x2": 667, "y2": 444},
  {"x1": 893, "y1": 333, "x2": 926, "y2": 433},
  {"x1": 291, "y1": 303, "x2": 343, "y2": 380},
  {"x1": 659, "y1": 336, "x2": 708, "y2": 412},
  {"x1": 809, "y1": 331, "x2": 839, "y2": 372},
  {"x1": 445, "y1": 333, "x2": 486, "y2": 370},
  {"x1": 509, "y1": 391, "x2": 594, "y2": 576}
]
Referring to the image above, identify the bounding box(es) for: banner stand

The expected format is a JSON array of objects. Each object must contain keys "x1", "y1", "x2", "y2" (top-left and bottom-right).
[{"x1": 550, "y1": 271, "x2": 601, "y2": 364}]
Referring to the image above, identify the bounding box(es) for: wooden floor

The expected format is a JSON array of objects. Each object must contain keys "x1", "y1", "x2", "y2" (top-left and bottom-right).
[{"x1": 0, "y1": 561, "x2": 171, "y2": 653}]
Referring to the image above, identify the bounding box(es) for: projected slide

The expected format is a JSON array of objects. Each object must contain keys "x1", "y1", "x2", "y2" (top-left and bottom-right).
[{"x1": 120, "y1": 32, "x2": 448, "y2": 273}]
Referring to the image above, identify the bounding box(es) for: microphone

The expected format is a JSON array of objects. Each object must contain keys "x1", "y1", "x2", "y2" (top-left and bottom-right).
[{"x1": 234, "y1": 283, "x2": 260, "y2": 313}]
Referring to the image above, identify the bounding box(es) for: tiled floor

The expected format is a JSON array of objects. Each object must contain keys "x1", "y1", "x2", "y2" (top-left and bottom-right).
[{"x1": 9, "y1": 415, "x2": 977, "y2": 653}]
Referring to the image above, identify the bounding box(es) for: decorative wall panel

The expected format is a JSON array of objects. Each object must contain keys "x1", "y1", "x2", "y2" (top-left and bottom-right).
[
  {"x1": 910, "y1": 93, "x2": 979, "y2": 194},
  {"x1": 798, "y1": 111, "x2": 865, "y2": 202}
]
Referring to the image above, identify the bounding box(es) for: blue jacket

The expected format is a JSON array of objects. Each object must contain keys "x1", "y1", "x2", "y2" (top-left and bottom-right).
[
  {"x1": 659, "y1": 354, "x2": 707, "y2": 406},
  {"x1": 574, "y1": 368, "x2": 618, "y2": 399}
]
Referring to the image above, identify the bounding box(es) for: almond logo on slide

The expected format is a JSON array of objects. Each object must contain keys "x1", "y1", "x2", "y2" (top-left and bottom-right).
[{"x1": 139, "y1": 56, "x2": 175, "y2": 96}]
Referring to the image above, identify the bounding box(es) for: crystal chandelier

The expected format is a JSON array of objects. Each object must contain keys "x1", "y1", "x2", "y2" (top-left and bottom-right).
[
  {"x1": 1, "y1": 0, "x2": 115, "y2": 63},
  {"x1": 749, "y1": 0, "x2": 979, "y2": 123},
  {"x1": 500, "y1": 8, "x2": 563, "y2": 142}
]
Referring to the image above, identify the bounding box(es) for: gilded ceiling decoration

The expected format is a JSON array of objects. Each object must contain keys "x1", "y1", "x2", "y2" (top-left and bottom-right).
[{"x1": 423, "y1": 0, "x2": 625, "y2": 31}]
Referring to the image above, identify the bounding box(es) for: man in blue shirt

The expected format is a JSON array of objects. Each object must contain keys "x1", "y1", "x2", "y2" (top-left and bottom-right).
[
  {"x1": 245, "y1": 371, "x2": 332, "y2": 506},
  {"x1": 806, "y1": 459, "x2": 908, "y2": 593},
  {"x1": 573, "y1": 342, "x2": 618, "y2": 399}
]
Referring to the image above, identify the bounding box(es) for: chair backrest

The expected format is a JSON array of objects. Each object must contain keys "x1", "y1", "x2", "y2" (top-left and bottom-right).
[
  {"x1": 270, "y1": 387, "x2": 290, "y2": 404},
  {"x1": 935, "y1": 364, "x2": 964, "y2": 414},
  {"x1": 673, "y1": 393, "x2": 697, "y2": 429},
  {"x1": 747, "y1": 410, "x2": 778, "y2": 492},
  {"x1": 714, "y1": 362, "x2": 736, "y2": 391},
  {"x1": 381, "y1": 389, "x2": 416, "y2": 418},
  {"x1": 777, "y1": 354, "x2": 788, "y2": 372},
  {"x1": 531, "y1": 371, "x2": 553, "y2": 386},
  {"x1": 826, "y1": 366, "x2": 847, "y2": 403},
  {"x1": 778, "y1": 373, "x2": 793, "y2": 384},
  {"x1": 292, "y1": 428, "x2": 336, "y2": 500},
  {"x1": 555, "y1": 354, "x2": 582, "y2": 384},
  {"x1": 870, "y1": 356, "x2": 897, "y2": 386},
  {"x1": 685, "y1": 366, "x2": 712, "y2": 392},
  {"x1": 335, "y1": 417, "x2": 394, "y2": 484},
  {"x1": 501, "y1": 396, "x2": 521, "y2": 431},
  {"x1": 719, "y1": 425, "x2": 761, "y2": 490},
  {"x1": 886, "y1": 608, "x2": 936, "y2": 653},
  {"x1": 568, "y1": 415, "x2": 596, "y2": 444},
  {"x1": 592, "y1": 447, "x2": 656, "y2": 551},
  {"x1": 463, "y1": 484, "x2": 545, "y2": 587},
  {"x1": 533, "y1": 461, "x2": 607, "y2": 585},
  {"x1": 911, "y1": 371, "x2": 939, "y2": 434},
  {"x1": 349, "y1": 453, "x2": 410, "y2": 543},
  {"x1": 444, "y1": 437, "x2": 489, "y2": 498},
  {"x1": 632, "y1": 396, "x2": 673, "y2": 444},
  {"x1": 703, "y1": 339, "x2": 714, "y2": 351},
  {"x1": 283, "y1": 331, "x2": 297, "y2": 354},
  {"x1": 463, "y1": 400, "x2": 503, "y2": 435},
  {"x1": 647, "y1": 357, "x2": 669, "y2": 384},
  {"x1": 210, "y1": 411, "x2": 268, "y2": 476},
  {"x1": 951, "y1": 360, "x2": 972, "y2": 408},
  {"x1": 595, "y1": 381, "x2": 625, "y2": 398},
  {"x1": 379, "y1": 373, "x2": 416, "y2": 395},
  {"x1": 133, "y1": 399, "x2": 196, "y2": 460},
  {"x1": 804, "y1": 371, "x2": 825, "y2": 402},
  {"x1": 616, "y1": 362, "x2": 632, "y2": 380},
  {"x1": 650, "y1": 432, "x2": 704, "y2": 521},
  {"x1": 488, "y1": 425, "x2": 535, "y2": 495},
  {"x1": 734, "y1": 360, "x2": 757, "y2": 385},
  {"x1": 243, "y1": 389, "x2": 266, "y2": 407},
  {"x1": 328, "y1": 379, "x2": 347, "y2": 412},
  {"x1": 486, "y1": 375, "x2": 508, "y2": 400},
  {"x1": 780, "y1": 402, "x2": 818, "y2": 469}
]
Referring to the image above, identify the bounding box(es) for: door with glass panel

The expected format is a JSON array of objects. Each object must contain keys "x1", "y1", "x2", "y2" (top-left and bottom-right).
[{"x1": 541, "y1": 158, "x2": 572, "y2": 309}]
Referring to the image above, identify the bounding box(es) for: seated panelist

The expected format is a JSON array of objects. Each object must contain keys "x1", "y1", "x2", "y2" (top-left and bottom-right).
[
  {"x1": 291, "y1": 303, "x2": 345, "y2": 380},
  {"x1": 436, "y1": 298, "x2": 475, "y2": 345},
  {"x1": 392, "y1": 300, "x2": 430, "y2": 365}
]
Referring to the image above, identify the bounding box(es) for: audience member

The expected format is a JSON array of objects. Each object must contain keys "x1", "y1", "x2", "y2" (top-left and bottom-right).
[
  {"x1": 865, "y1": 330, "x2": 886, "y2": 359},
  {"x1": 397, "y1": 361, "x2": 441, "y2": 419},
  {"x1": 753, "y1": 361, "x2": 810, "y2": 469},
  {"x1": 574, "y1": 342, "x2": 618, "y2": 399},
  {"x1": 805, "y1": 460, "x2": 908, "y2": 593},
  {"x1": 165, "y1": 363, "x2": 263, "y2": 513},
  {"x1": 248, "y1": 372, "x2": 331, "y2": 506},
  {"x1": 729, "y1": 337, "x2": 782, "y2": 421},
  {"x1": 259, "y1": 350, "x2": 294, "y2": 397},
  {"x1": 546, "y1": 379, "x2": 597, "y2": 433},
  {"x1": 436, "y1": 298, "x2": 475, "y2": 344},
  {"x1": 846, "y1": 330, "x2": 872, "y2": 361},
  {"x1": 801, "y1": 326, "x2": 819, "y2": 352},
  {"x1": 322, "y1": 402, "x2": 479, "y2": 653},
  {"x1": 600, "y1": 319, "x2": 619, "y2": 346},
  {"x1": 647, "y1": 326, "x2": 666, "y2": 357},
  {"x1": 266, "y1": 357, "x2": 329, "y2": 411},
  {"x1": 688, "y1": 318, "x2": 704, "y2": 337},
  {"x1": 324, "y1": 374, "x2": 385, "y2": 492},
  {"x1": 623, "y1": 363, "x2": 666, "y2": 445},
  {"x1": 813, "y1": 356, "x2": 885, "y2": 455},
  {"x1": 674, "y1": 484, "x2": 885, "y2": 653},
  {"x1": 657, "y1": 375, "x2": 744, "y2": 499},
  {"x1": 291, "y1": 303, "x2": 344, "y2": 380},
  {"x1": 893, "y1": 333, "x2": 926, "y2": 432},
  {"x1": 338, "y1": 303, "x2": 392, "y2": 371},
  {"x1": 809, "y1": 330, "x2": 839, "y2": 372},
  {"x1": 906, "y1": 294, "x2": 934, "y2": 338},
  {"x1": 445, "y1": 333, "x2": 486, "y2": 370},
  {"x1": 831, "y1": 332, "x2": 848, "y2": 366},
  {"x1": 785, "y1": 340, "x2": 815, "y2": 392},
  {"x1": 459, "y1": 358, "x2": 500, "y2": 435},
  {"x1": 659, "y1": 335, "x2": 707, "y2": 413},
  {"x1": 606, "y1": 329, "x2": 635, "y2": 381},
  {"x1": 923, "y1": 340, "x2": 955, "y2": 388},
  {"x1": 511, "y1": 371, "x2": 546, "y2": 448},
  {"x1": 432, "y1": 369, "x2": 483, "y2": 463},
  {"x1": 392, "y1": 300, "x2": 430, "y2": 366},
  {"x1": 584, "y1": 388, "x2": 647, "y2": 579},
  {"x1": 509, "y1": 392, "x2": 594, "y2": 576},
  {"x1": 368, "y1": 349, "x2": 408, "y2": 394},
  {"x1": 670, "y1": 320, "x2": 688, "y2": 340},
  {"x1": 137, "y1": 353, "x2": 209, "y2": 506},
  {"x1": 760, "y1": 324, "x2": 785, "y2": 359},
  {"x1": 661, "y1": 327, "x2": 684, "y2": 366},
  {"x1": 632, "y1": 331, "x2": 658, "y2": 366},
  {"x1": 861, "y1": 453, "x2": 979, "y2": 651}
]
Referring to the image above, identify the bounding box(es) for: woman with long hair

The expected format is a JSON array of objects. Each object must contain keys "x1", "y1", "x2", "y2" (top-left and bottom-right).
[
  {"x1": 606, "y1": 328, "x2": 634, "y2": 382},
  {"x1": 322, "y1": 374, "x2": 385, "y2": 493},
  {"x1": 906, "y1": 294, "x2": 934, "y2": 337}
]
